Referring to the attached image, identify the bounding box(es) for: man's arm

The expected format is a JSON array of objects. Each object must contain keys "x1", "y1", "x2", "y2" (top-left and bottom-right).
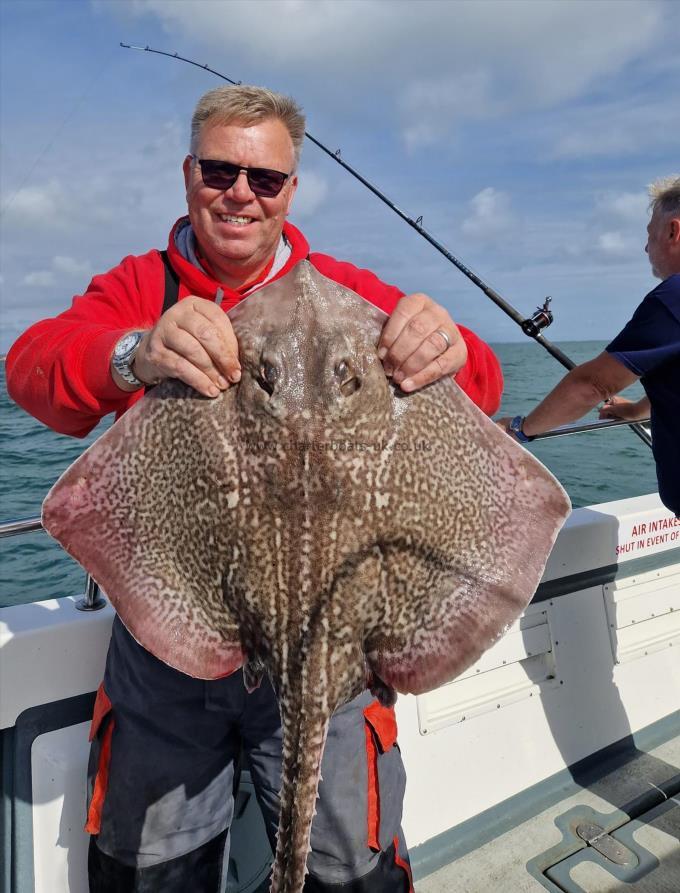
[
  {"x1": 6, "y1": 254, "x2": 162, "y2": 436},
  {"x1": 7, "y1": 251, "x2": 240, "y2": 437},
  {"x1": 497, "y1": 351, "x2": 639, "y2": 439}
]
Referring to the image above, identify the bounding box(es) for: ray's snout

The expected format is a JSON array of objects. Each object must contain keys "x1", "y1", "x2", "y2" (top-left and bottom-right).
[
  {"x1": 246, "y1": 338, "x2": 369, "y2": 414},
  {"x1": 251, "y1": 350, "x2": 363, "y2": 402}
]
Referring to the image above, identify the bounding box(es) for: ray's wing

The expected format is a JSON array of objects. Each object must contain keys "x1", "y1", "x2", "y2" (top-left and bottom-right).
[
  {"x1": 42, "y1": 382, "x2": 245, "y2": 679},
  {"x1": 365, "y1": 378, "x2": 570, "y2": 695}
]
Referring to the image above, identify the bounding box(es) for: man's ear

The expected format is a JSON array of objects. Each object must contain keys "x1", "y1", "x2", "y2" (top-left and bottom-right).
[
  {"x1": 284, "y1": 174, "x2": 298, "y2": 216},
  {"x1": 669, "y1": 217, "x2": 680, "y2": 244},
  {"x1": 183, "y1": 155, "x2": 193, "y2": 194}
]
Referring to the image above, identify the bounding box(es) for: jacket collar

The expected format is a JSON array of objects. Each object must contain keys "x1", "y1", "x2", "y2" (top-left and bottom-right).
[{"x1": 165, "y1": 216, "x2": 310, "y2": 310}]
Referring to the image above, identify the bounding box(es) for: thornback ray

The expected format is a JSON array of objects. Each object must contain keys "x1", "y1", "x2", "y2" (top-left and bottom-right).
[{"x1": 42, "y1": 260, "x2": 571, "y2": 893}]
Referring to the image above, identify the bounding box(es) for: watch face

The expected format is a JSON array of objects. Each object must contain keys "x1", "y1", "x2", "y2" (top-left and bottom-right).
[{"x1": 116, "y1": 332, "x2": 140, "y2": 358}]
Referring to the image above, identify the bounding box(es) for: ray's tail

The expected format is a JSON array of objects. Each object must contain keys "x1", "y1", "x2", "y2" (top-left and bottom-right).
[{"x1": 270, "y1": 693, "x2": 330, "y2": 893}]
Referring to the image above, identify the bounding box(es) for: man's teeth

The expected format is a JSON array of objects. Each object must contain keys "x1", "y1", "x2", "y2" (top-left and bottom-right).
[{"x1": 219, "y1": 214, "x2": 252, "y2": 225}]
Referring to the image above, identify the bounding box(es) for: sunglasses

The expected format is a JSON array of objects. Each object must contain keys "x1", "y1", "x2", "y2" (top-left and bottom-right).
[{"x1": 191, "y1": 155, "x2": 290, "y2": 197}]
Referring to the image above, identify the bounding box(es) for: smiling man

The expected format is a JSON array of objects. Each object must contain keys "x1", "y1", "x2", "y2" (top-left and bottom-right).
[
  {"x1": 7, "y1": 84, "x2": 502, "y2": 892},
  {"x1": 498, "y1": 175, "x2": 680, "y2": 518},
  {"x1": 184, "y1": 118, "x2": 296, "y2": 286}
]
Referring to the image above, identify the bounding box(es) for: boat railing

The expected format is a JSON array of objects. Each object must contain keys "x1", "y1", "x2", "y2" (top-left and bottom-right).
[
  {"x1": 533, "y1": 416, "x2": 651, "y2": 440},
  {"x1": 0, "y1": 516, "x2": 107, "y2": 611}
]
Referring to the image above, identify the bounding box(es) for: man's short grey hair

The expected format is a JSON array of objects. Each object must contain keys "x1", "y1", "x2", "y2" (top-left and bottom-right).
[
  {"x1": 190, "y1": 84, "x2": 306, "y2": 169},
  {"x1": 648, "y1": 175, "x2": 680, "y2": 218}
]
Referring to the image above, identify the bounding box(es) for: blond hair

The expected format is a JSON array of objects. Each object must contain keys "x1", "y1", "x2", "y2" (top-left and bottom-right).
[
  {"x1": 190, "y1": 85, "x2": 305, "y2": 168},
  {"x1": 648, "y1": 175, "x2": 680, "y2": 218}
]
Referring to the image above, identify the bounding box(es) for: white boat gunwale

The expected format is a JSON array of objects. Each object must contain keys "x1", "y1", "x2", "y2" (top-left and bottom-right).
[{"x1": 1, "y1": 495, "x2": 680, "y2": 892}]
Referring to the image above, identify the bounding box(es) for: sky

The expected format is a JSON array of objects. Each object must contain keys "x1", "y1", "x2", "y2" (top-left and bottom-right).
[{"x1": 1, "y1": 0, "x2": 679, "y2": 354}]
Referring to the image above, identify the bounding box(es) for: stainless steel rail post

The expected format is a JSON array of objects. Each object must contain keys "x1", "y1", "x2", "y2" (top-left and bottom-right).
[{"x1": 0, "y1": 517, "x2": 106, "y2": 611}]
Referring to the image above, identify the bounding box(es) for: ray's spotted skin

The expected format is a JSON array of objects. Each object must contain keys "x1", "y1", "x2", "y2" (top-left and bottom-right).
[{"x1": 43, "y1": 261, "x2": 571, "y2": 893}]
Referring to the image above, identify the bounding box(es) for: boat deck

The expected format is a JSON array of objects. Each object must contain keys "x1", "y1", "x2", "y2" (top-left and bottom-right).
[{"x1": 415, "y1": 728, "x2": 680, "y2": 892}]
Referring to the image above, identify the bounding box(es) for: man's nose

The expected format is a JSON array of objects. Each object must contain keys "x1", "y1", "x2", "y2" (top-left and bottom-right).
[{"x1": 228, "y1": 170, "x2": 255, "y2": 201}]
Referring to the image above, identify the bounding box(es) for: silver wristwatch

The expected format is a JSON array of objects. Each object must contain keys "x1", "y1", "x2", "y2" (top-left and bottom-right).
[{"x1": 112, "y1": 331, "x2": 146, "y2": 388}]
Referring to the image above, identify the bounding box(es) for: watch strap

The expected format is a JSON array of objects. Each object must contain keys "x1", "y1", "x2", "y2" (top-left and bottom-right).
[{"x1": 509, "y1": 415, "x2": 533, "y2": 443}]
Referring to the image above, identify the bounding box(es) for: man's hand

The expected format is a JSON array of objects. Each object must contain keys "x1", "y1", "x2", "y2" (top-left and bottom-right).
[
  {"x1": 599, "y1": 395, "x2": 651, "y2": 422},
  {"x1": 378, "y1": 293, "x2": 467, "y2": 392},
  {"x1": 132, "y1": 297, "x2": 240, "y2": 398},
  {"x1": 495, "y1": 417, "x2": 518, "y2": 439}
]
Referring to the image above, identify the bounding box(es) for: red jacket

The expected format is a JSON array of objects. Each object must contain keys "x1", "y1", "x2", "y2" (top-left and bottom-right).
[{"x1": 6, "y1": 220, "x2": 503, "y2": 437}]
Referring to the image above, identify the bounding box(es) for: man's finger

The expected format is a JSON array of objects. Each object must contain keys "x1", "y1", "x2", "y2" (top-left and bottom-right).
[
  {"x1": 161, "y1": 297, "x2": 240, "y2": 380},
  {"x1": 191, "y1": 303, "x2": 241, "y2": 382},
  {"x1": 396, "y1": 350, "x2": 455, "y2": 392},
  {"x1": 134, "y1": 296, "x2": 238, "y2": 392},
  {"x1": 383, "y1": 313, "x2": 444, "y2": 373},
  {"x1": 134, "y1": 324, "x2": 227, "y2": 392},
  {"x1": 378, "y1": 294, "x2": 429, "y2": 359},
  {"x1": 170, "y1": 354, "x2": 224, "y2": 398},
  {"x1": 392, "y1": 326, "x2": 465, "y2": 383},
  {"x1": 135, "y1": 334, "x2": 223, "y2": 398},
  {"x1": 154, "y1": 326, "x2": 220, "y2": 383}
]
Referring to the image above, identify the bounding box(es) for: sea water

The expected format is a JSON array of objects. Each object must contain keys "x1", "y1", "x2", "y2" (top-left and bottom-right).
[{"x1": 0, "y1": 343, "x2": 657, "y2": 607}]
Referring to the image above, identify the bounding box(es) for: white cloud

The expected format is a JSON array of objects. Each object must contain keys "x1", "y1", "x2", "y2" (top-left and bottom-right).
[
  {"x1": 543, "y1": 92, "x2": 677, "y2": 161},
  {"x1": 2, "y1": 180, "x2": 69, "y2": 229},
  {"x1": 582, "y1": 191, "x2": 651, "y2": 263},
  {"x1": 1, "y1": 178, "x2": 126, "y2": 236},
  {"x1": 140, "y1": 120, "x2": 185, "y2": 158},
  {"x1": 109, "y1": 0, "x2": 663, "y2": 89},
  {"x1": 291, "y1": 170, "x2": 329, "y2": 219},
  {"x1": 17, "y1": 256, "x2": 91, "y2": 289},
  {"x1": 52, "y1": 255, "x2": 92, "y2": 275},
  {"x1": 0, "y1": 120, "x2": 186, "y2": 242},
  {"x1": 401, "y1": 71, "x2": 495, "y2": 151},
  {"x1": 540, "y1": 216, "x2": 646, "y2": 267},
  {"x1": 2, "y1": 0, "x2": 676, "y2": 350},
  {"x1": 597, "y1": 231, "x2": 628, "y2": 256},
  {"x1": 22, "y1": 270, "x2": 56, "y2": 287},
  {"x1": 596, "y1": 191, "x2": 649, "y2": 223},
  {"x1": 462, "y1": 188, "x2": 514, "y2": 238},
  {"x1": 102, "y1": 0, "x2": 666, "y2": 148}
]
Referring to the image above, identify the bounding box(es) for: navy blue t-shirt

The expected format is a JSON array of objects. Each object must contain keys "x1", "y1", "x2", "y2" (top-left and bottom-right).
[{"x1": 606, "y1": 273, "x2": 680, "y2": 516}]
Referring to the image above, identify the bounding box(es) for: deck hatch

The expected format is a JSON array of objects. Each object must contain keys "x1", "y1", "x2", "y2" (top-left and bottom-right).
[
  {"x1": 574, "y1": 821, "x2": 636, "y2": 866},
  {"x1": 543, "y1": 798, "x2": 679, "y2": 891}
]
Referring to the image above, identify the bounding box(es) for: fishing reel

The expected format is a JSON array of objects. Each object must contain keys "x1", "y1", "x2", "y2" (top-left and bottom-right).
[{"x1": 521, "y1": 297, "x2": 553, "y2": 337}]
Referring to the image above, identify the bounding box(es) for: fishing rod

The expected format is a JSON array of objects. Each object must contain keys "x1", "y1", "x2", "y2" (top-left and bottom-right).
[{"x1": 120, "y1": 43, "x2": 653, "y2": 450}]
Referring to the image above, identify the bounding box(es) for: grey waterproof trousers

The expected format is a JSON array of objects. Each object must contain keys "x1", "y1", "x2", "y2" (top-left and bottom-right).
[{"x1": 86, "y1": 617, "x2": 413, "y2": 891}]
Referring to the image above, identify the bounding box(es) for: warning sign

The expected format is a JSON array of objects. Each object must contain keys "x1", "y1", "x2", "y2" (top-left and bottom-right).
[{"x1": 615, "y1": 512, "x2": 680, "y2": 559}]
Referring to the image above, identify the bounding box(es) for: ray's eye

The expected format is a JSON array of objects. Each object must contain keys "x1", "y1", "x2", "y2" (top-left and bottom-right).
[
  {"x1": 258, "y1": 360, "x2": 278, "y2": 396},
  {"x1": 335, "y1": 360, "x2": 360, "y2": 397}
]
